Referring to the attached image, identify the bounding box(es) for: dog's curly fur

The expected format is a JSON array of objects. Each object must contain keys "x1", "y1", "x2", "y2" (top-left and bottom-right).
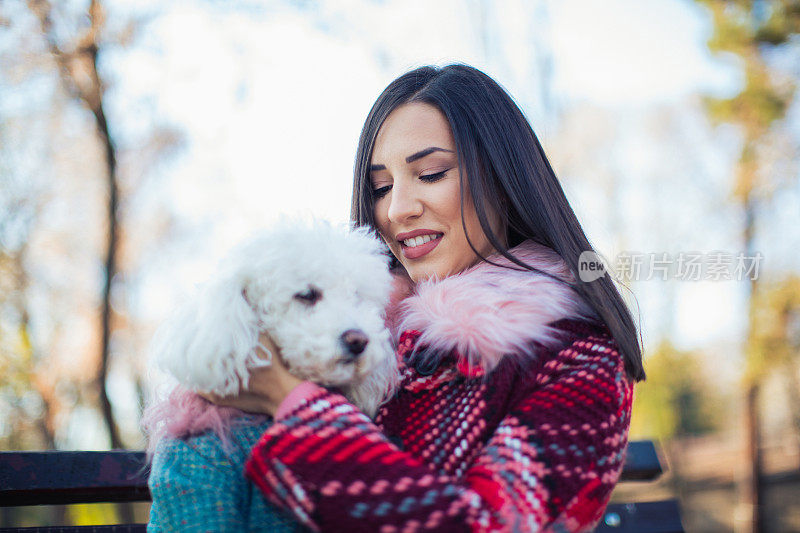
[{"x1": 142, "y1": 219, "x2": 399, "y2": 454}]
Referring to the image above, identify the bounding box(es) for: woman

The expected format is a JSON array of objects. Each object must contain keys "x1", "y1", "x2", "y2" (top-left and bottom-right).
[{"x1": 155, "y1": 63, "x2": 644, "y2": 532}]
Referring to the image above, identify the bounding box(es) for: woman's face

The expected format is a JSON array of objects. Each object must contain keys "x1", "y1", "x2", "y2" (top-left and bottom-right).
[{"x1": 370, "y1": 102, "x2": 503, "y2": 283}]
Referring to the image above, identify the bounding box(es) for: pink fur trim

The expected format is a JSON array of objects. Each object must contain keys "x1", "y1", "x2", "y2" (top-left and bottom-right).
[
  {"x1": 398, "y1": 240, "x2": 597, "y2": 373},
  {"x1": 141, "y1": 386, "x2": 268, "y2": 457}
]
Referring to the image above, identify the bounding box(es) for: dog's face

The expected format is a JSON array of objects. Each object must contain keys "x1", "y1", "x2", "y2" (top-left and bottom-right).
[
  {"x1": 152, "y1": 220, "x2": 399, "y2": 416},
  {"x1": 243, "y1": 224, "x2": 395, "y2": 387}
]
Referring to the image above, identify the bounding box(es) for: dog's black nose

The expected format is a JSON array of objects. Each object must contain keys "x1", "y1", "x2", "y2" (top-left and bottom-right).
[{"x1": 341, "y1": 329, "x2": 369, "y2": 357}]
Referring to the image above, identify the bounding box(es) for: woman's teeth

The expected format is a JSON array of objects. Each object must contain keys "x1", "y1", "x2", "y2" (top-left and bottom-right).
[{"x1": 403, "y1": 234, "x2": 442, "y2": 248}]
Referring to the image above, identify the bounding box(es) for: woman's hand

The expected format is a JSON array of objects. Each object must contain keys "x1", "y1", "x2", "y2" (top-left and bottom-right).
[{"x1": 200, "y1": 332, "x2": 304, "y2": 417}]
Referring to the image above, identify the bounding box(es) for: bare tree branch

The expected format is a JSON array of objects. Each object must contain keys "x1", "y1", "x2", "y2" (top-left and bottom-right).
[{"x1": 28, "y1": 0, "x2": 123, "y2": 451}]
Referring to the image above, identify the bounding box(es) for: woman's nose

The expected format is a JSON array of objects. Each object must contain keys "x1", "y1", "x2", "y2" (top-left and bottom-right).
[{"x1": 386, "y1": 182, "x2": 422, "y2": 223}]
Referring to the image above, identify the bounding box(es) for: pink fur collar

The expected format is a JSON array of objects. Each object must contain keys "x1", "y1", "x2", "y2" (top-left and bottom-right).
[{"x1": 393, "y1": 240, "x2": 598, "y2": 374}]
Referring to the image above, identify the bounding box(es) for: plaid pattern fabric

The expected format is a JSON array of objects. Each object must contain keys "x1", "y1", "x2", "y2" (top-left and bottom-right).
[{"x1": 148, "y1": 419, "x2": 307, "y2": 532}]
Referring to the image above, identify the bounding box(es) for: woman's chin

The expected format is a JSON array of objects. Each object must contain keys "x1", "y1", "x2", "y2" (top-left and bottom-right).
[{"x1": 405, "y1": 265, "x2": 444, "y2": 283}]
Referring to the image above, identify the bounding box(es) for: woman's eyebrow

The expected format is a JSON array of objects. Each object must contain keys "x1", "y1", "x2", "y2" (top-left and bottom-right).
[
  {"x1": 370, "y1": 147, "x2": 455, "y2": 171},
  {"x1": 405, "y1": 146, "x2": 454, "y2": 163}
]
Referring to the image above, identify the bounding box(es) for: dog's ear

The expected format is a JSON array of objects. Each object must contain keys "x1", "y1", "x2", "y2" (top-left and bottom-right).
[
  {"x1": 345, "y1": 346, "x2": 400, "y2": 418},
  {"x1": 150, "y1": 277, "x2": 267, "y2": 397}
]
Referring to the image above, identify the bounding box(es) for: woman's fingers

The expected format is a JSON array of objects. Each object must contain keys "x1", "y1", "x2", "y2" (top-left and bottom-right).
[
  {"x1": 255, "y1": 331, "x2": 282, "y2": 363},
  {"x1": 197, "y1": 391, "x2": 217, "y2": 404},
  {"x1": 198, "y1": 391, "x2": 237, "y2": 407},
  {"x1": 198, "y1": 331, "x2": 303, "y2": 416},
  {"x1": 199, "y1": 389, "x2": 271, "y2": 414}
]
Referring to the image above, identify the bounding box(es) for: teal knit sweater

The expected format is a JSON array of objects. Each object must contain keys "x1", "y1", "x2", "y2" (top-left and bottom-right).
[{"x1": 147, "y1": 418, "x2": 305, "y2": 532}]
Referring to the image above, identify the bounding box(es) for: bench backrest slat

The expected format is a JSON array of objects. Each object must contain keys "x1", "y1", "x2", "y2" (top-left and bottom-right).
[
  {"x1": 620, "y1": 440, "x2": 663, "y2": 481},
  {"x1": 0, "y1": 527, "x2": 146, "y2": 533},
  {"x1": 0, "y1": 451, "x2": 149, "y2": 507},
  {"x1": 0, "y1": 440, "x2": 663, "y2": 507}
]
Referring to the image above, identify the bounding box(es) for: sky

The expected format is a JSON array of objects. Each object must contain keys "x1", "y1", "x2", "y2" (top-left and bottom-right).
[{"x1": 549, "y1": 0, "x2": 740, "y2": 105}]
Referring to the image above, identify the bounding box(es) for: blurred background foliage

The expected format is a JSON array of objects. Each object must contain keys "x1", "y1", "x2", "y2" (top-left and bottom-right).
[
  {"x1": 630, "y1": 341, "x2": 727, "y2": 442},
  {"x1": 1, "y1": 0, "x2": 800, "y2": 530}
]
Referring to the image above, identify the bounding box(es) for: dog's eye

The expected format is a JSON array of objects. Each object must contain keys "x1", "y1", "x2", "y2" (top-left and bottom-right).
[{"x1": 294, "y1": 286, "x2": 322, "y2": 305}]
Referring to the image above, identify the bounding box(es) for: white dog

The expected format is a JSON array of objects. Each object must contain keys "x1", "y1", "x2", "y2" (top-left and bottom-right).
[
  {"x1": 143, "y1": 219, "x2": 401, "y2": 530},
  {"x1": 145, "y1": 219, "x2": 400, "y2": 448}
]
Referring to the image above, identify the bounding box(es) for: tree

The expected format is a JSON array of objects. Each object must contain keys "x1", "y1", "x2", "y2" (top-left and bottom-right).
[
  {"x1": 629, "y1": 342, "x2": 725, "y2": 442},
  {"x1": 2, "y1": 1, "x2": 179, "y2": 524},
  {"x1": 28, "y1": 0, "x2": 123, "y2": 449},
  {"x1": 750, "y1": 276, "x2": 800, "y2": 458},
  {"x1": 695, "y1": 1, "x2": 800, "y2": 531}
]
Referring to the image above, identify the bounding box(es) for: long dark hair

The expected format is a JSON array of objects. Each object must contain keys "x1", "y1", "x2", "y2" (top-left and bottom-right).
[{"x1": 351, "y1": 64, "x2": 645, "y2": 382}]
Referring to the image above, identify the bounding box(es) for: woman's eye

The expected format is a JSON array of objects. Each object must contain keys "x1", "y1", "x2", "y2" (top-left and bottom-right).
[
  {"x1": 420, "y1": 169, "x2": 448, "y2": 182},
  {"x1": 372, "y1": 169, "x2": 449, "y2": 199},
  {"x1": 373, "y1": 185, "x2": 392, "y2": 199}
]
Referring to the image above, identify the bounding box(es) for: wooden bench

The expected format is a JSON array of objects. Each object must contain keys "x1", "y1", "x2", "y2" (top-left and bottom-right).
[{"x1": 0, "y1": 440, "x2": 683, "y2": 532}]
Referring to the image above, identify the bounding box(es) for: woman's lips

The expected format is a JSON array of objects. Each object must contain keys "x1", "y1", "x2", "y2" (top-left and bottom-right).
[{"x1": 400, "y1": 234, "x2": 442, "y2": 260}]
